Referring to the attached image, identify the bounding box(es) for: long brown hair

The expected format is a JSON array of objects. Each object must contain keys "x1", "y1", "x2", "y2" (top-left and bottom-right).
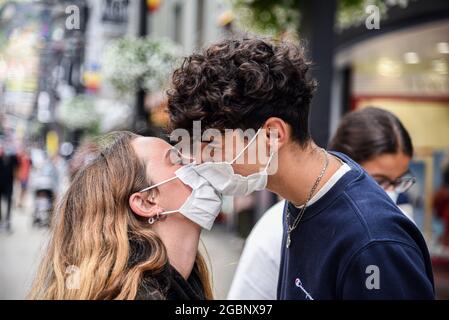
[{"x1": 28, "y1": 131, "x2": 213, "y2": 299}]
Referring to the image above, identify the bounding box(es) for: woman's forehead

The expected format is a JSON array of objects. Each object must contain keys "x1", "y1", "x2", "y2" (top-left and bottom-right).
[
  {"x1": 132, "y1": 137, "x2": 171, "y2": 162},
  {"x1": 362, "y1": 152, "x2": 410, "y2": 180}
]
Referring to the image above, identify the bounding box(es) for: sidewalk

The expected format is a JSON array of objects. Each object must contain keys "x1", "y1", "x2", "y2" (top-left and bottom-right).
[{"x1": 0, "y1": 200, "x2": 48, "y2": 299}]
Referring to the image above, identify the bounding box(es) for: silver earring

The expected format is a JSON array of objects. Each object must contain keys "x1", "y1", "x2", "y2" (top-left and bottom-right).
[{"x1": 148, "y1": 211, "x2": 161, "y2": 225}]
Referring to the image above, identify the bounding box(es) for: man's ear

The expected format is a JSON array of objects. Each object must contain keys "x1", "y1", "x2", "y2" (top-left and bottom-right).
[
  {"x1": 263, "y1": 117, "x2": 289, "y2": 153},
  {"x1": 129, "y1": 192, "x2": 162, "y2": 219}
]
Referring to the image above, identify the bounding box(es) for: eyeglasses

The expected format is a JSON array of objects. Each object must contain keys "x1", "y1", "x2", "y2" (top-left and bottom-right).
[
  {"x1": 166, "y1": 146, "x2": 193, "y2": 165},
  {"x1": 372, "y1": 171, "x2": 416, "y2": 193}
]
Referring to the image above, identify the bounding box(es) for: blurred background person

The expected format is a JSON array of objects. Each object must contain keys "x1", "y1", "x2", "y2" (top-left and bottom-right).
[
  {"x1": 0, "y1": 141, "x2": 19, "y2": 232},
  {"x1": 329, "y1": 107, "x2": 416, "y2": 220},
  {"x1": 228, "y1": 106, "x2": 416, "y2": 300},
  {"x1": 434, "y1": 162, "x2": 449, "y2": 246},
  {"x1": 29, "y1": 149, "x2": 59, "y2": 228},
  {"x1": 16, "y1": 148, "x2": 32, "y2": 208}
]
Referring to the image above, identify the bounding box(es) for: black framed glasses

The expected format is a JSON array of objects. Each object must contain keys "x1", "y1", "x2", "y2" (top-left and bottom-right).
[{"x1": 372, "y1": 171, "x2": 416, "y2": 193}]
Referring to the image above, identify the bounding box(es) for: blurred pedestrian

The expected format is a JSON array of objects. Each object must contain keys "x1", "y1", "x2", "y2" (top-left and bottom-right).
[
  {"x1": 329, "y1": 107, "x2": 416, "y2": 216},
  {"x1": 30, "y1": 152, "x2": 59, "y2": 228},
  {"x1": 0, "y1": 142, "x2": 19, "y2": 232},
  {"x1": 434, "y1": 162, "x2": 449, "y2": 246},
  {"x1": 16, "y1": 148, "x2": 32, "y2": 208}
]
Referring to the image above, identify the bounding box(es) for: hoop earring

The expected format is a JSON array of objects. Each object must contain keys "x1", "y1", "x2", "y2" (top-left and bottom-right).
[{"x1": 148, "y1": 211, "x2": 161, "y2": 225}]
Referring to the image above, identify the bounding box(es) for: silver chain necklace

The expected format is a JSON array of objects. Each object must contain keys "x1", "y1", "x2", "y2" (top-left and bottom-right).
[{"x1": 286, "y1": 148, "x2": 329, "y2": 248}]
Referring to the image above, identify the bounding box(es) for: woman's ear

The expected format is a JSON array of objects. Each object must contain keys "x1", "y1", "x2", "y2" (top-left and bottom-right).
[{"x1": 129, "y1": 192, "x2": 162, "y2": 219}]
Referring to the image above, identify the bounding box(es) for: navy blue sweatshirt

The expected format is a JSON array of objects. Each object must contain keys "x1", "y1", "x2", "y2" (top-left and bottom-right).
[{"x1": 277, "y1": 152, "x2": 434, "y2": 300}]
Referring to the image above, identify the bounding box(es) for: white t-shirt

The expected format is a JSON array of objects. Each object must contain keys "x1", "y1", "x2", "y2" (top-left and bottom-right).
[
  {"x1": 227, "y1": 200, "x2": 286, "y2": 300},
  {"x1": 227, "y1": 163, "x2": 350, "y2": 300}
]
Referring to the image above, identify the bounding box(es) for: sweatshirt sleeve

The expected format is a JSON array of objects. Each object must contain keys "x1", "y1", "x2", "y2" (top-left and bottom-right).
[{"x1": 339, "y1": 240, "x2": 435, "y2": 299}]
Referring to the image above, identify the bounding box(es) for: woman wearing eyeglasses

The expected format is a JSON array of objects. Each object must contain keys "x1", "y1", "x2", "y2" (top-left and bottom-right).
[
  {"x1": 228, "y1": 106, "x2": 418, "y2": 300},
  {"x1": 329, "y1": 106, "x2": 416, "y2": 221}
]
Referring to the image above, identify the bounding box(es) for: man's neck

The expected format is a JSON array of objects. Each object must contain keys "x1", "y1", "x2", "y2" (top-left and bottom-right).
[
  {"x1": 152, "y1": 215, "x2": 201, "y2": 280},
  {"x1": 268, "y1": 142, "x2": 342, "y2": 207}
]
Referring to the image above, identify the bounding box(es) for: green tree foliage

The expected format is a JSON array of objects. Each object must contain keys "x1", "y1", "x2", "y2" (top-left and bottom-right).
[{"x1": 230, "y1": 0, "x2": 390, "y2": 36}]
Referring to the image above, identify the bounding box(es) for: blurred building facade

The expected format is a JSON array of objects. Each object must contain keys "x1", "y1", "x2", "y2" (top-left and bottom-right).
[
  {"x1": 0, "y1": 0, "x2": 231, "y2": 149},
  {"x1": 331, "y1": 0, "x2": 449, "y2": 298},
  {"x1": 332, "y1": 0, "x2": 449, "y2": 242}
]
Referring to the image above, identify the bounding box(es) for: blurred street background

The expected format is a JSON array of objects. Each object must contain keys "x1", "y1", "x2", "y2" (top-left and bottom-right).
[{"x1": 1, "y1": 0, "x2": 449, "y2": 299}]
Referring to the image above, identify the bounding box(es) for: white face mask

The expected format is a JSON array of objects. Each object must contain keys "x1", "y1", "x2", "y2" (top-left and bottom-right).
[
  {"x1": 386, "y1": 190, "x2": 399, "y2": 204},
  {"x1": 139, "y1": 163, "x2": 223, "y2": 230},
  {"x1": 191, "y1": 129, "x2": 275, "y2": 196}
]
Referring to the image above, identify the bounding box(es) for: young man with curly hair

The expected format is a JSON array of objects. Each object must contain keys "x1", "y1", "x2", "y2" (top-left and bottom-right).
[{"x1": 166, "y1": 38, "x2": 434, "y2": 299}]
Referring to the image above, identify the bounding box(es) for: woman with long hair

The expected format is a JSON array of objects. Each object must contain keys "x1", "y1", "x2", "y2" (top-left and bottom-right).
[{"x1": 28, "y1": 131, "x2": 213, "y2": 300}]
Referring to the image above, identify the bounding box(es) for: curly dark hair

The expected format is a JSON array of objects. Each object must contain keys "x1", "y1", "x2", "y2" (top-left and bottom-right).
[{"x1": 167, "y1": 37, "x2": 317, "y2": 145}]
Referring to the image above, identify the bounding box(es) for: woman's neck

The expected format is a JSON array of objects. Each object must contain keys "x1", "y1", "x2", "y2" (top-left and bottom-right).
[{"x1": 152, "y1": 215, "x2": 202, "y2": 280}]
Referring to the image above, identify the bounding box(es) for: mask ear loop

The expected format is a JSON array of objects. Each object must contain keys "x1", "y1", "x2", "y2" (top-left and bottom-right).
[
  {"x1": 265, "y1": 151, "x2": 276, "y2": 170},
  {"x1": 141, "y1": 175, "x2": 180, "y2": 224},
  {"x1": 231, "y1": 128, "x2": 262, "y2": 164},
  {"x1": 139, "y1": 175, "x2": 178, "y2": 193},
  {"x1": 263, "y1": 126, "x2": 279, "y2": 173},
  {"x1": 141, "y1": 177, "x2": 183, "y2": 218},
  {"x1": 148, "y1": 208, "x2": 179, "y2": 224},
  {"x1": 231, "y1": 128, "x2": 275, "y2": 171}
]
